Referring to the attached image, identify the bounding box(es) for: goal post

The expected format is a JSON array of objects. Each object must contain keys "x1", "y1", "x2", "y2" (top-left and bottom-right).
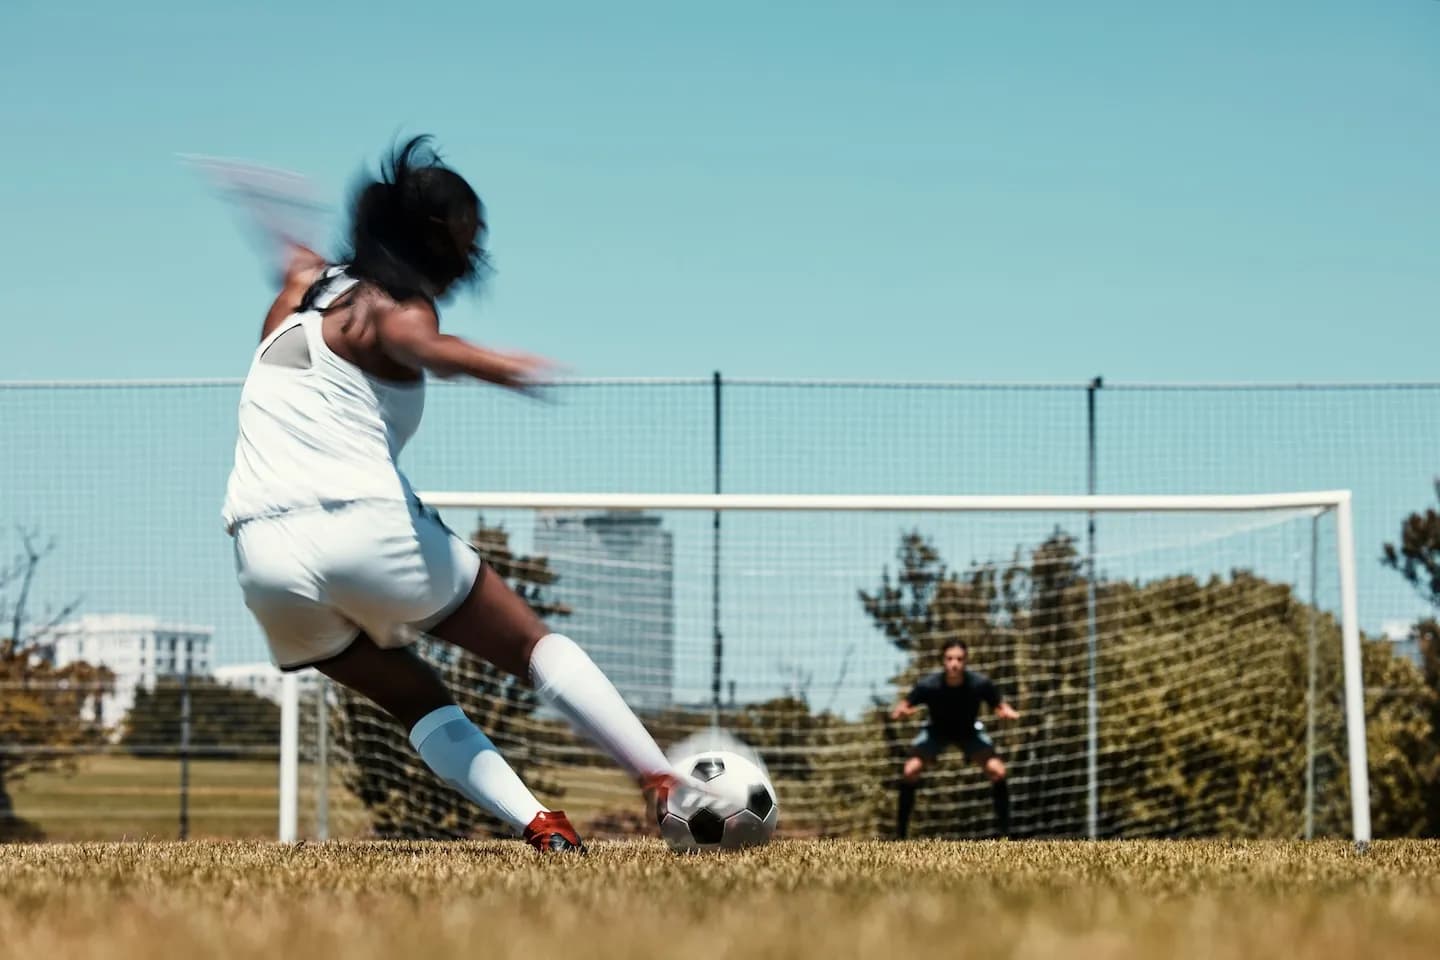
[
  {"x1": 1334, "y1": 492, "x2": 1370, "y2": 846},
  {"x1": 279, "y1": 490, "x2": 1370, "y2": 846}
]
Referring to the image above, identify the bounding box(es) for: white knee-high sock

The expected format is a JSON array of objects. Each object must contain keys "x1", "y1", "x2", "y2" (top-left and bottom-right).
[
  {"x1": 409, "y1": 705, "x2": 545, "y2": 833},
  {"x1": 529, "y1": 633, "x2": 670, "y2": 780}
]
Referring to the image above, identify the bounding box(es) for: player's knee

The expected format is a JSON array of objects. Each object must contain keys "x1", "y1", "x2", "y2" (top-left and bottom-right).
[
  {"x1": 986, "y1": 758, "x2": 1006, "y2": 782},
  {"x1": 902, "y1": 758, "x2": 924, "y2": 784}
]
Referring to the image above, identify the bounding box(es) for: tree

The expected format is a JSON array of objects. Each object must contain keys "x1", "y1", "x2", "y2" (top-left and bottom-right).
[
  {"x1": 121, "y1": 679, "x2": 280, "y2": 758},
  {"x1": 1382, "y1": 482, "x2": 1440, "y2": 835},
  {"x1": 1358, "y1": 624, "x2": 1438, "y2": 836},
  {"x1": 1413, "y1": 620, "x2": 1440, "y2": 834},
  {"x1": 1, "y1": 529, "x2": 80, "y2": 653},
  {"x1": 1, "y1": 530, "x2": 108, "y2": 840},
  {"x1": 860, "y1": 528, "x2": 1436, "y2": 839},
  {"x1": 336, "y1": 516, "x2": 571, "y2": 838},
  {"x1": 1383, "y1": 480, "x2": 1440, "y2": 609}
]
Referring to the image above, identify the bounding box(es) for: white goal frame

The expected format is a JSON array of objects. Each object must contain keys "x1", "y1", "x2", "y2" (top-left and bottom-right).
[{"x1": 279, "y1": 489, "x2": 1369, "y2": 846}]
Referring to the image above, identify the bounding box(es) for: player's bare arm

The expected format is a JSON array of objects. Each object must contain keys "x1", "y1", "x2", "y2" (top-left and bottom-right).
[
  {"x1": 890, "y1": 699, "x2": 917, "y2": 721},
  {"x1": 260, "y1": 244, "x2": 327, "y2": 340},
  {"x1": 373, "y1": 299, "x2": 555, "y2": 390}
]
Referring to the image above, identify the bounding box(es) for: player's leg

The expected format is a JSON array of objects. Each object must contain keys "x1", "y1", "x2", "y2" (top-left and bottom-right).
[
  {"x1": 896, "y1": 731, "x2": 939, "y2": 839},
  {"x1": 896, "y1": 756, "x2": 924, "y2": 840},
  {"x1": 429, "y1": 562, "x2": 673, "y2": 786},
  {"x1": 971, "y1": 748, "x2": 1010, "y2": 838},
  {"x1": 237, "y1": 506, "x2": 582, "y2": 850},
  {"x1": 310, "y1": 634, "x2": 582, "y2": 850},
  {"x1": 960, "y1": 723, "x2": 1009, "y2": 837}
]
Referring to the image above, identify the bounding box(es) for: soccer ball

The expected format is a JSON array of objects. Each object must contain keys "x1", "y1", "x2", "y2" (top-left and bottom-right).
[{"x1": 657, "y1": 749, "x2": 779, "y2": 853}]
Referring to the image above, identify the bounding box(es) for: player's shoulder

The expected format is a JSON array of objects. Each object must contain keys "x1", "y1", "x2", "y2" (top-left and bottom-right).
[
  {"x1": 966, "y1": 669, "x2": 994, "y2": 687},
  {"x1": 914, "y1": 671, "x2": 944, "y2": 690},
  {"x1": 370, "y1": 293, "x2": 440, "y2": 339}
]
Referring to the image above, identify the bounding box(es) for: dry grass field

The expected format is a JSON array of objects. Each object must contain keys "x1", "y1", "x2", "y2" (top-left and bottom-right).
[{"x1": 1, "y1": 839, "x2": 1437, "y2": 960}]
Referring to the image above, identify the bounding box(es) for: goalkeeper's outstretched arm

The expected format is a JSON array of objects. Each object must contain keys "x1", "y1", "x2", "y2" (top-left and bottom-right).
[{"x1": 982, "y1": 677, "x2": 1021, "y2": 720}]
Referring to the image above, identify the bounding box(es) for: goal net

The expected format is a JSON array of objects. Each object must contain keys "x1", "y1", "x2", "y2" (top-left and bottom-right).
[{"x1": 290, "y1": 491, "x2": 1370, "y2": 844}]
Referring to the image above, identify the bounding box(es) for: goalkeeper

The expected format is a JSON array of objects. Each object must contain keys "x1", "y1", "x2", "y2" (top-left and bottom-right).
[{"x1": 890, "y1": 640, "x2": 1020, "y2": 839}]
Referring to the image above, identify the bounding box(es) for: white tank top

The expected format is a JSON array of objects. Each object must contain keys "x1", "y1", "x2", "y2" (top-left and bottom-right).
[{"x1": 221, "y1": 268, "x2": 426, "y2": 532}]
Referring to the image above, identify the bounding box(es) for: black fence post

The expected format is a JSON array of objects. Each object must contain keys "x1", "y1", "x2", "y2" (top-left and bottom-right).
[
  {"x1": 711, "y1": 371, "x2": 724, "y2": 718},
  {"x1": 1085, "y1": 375, "x2": 1102, "y2": 838},
  {"x1": 179, "y1": 645, "x2": 192, "y2": 840}
]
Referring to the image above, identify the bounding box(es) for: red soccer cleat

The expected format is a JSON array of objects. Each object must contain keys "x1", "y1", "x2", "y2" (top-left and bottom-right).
[
  {"x1": 642, "y1": 771, "x2": 723, "y2": 825},
  {"x1": 523, "y1": 811, "x2": 587, "y2": 854},
  {"x1": 642, "y1": 773, "x2": 677, "y2": 826}
]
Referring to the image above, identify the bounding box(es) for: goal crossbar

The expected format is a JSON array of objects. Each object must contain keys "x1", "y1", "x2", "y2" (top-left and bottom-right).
[{"x1": 415, "y1": 490, "x2": 1354, "y2": 513}]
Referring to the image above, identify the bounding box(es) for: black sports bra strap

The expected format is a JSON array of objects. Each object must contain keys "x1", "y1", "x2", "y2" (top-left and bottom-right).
[{"x1": 297, "y1": 266, "x2": 356, "y2": 314}]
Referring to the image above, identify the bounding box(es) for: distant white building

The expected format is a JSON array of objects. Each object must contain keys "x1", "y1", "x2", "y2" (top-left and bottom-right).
[
  {"x1": 1383, "y1": 619, "x2": 1421, "y2": 665},
  {"x1": 213, "y1": 661, "x2": 321, "y2": 704},
  {"x1": 49, "y1": 614, "x2": 213, "y2": 729}
]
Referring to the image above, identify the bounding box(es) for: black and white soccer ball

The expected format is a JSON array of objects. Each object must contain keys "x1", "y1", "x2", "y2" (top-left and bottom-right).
[{"x1": 657, "y1": 749, "x2": 779, "y2": 853}]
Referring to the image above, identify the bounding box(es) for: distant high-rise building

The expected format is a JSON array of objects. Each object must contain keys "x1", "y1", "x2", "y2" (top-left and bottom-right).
[
  {"x1": 49, "y1": 614, "x2": 213, "y2": 729},
  {"x1": 533, "y1": 511, "x2": 675, "y2": 711}
]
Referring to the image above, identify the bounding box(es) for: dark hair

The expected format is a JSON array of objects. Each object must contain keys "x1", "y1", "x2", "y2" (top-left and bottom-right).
[
  {"x1": 940, "y1": 639, "x2": 968, "y2": 658},
  {"x1": 340, "y1": 135, "x2": 489, "y2": 303}
]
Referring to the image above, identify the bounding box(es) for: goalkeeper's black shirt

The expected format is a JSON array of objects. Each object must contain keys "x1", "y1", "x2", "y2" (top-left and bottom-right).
[{"x1": 907, "y1": 671, "x2": 1002, "y2": 735}]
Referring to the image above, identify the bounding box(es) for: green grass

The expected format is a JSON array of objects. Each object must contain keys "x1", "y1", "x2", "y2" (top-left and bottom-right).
[{"x1": 0, "y1": 840, "x2": 1436, "y2": 959}]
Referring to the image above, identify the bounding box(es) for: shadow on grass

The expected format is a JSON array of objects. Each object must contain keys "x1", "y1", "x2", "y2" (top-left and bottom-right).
[{"x1": 0, "y1": 814, "x2": 46, "y2": 843}]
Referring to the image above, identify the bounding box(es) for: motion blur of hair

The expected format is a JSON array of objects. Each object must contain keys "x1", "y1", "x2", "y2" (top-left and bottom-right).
[{"x1": 343, "y1": 135, "x2": 489, "y2": 304}]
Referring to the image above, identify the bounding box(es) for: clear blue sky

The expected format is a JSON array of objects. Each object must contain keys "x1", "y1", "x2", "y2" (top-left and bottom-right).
[
  {"x1": 3, "y1": 1, "x2": 1440, "y2": 701},
  {"x1": 2, "y1": 0, "x2": 1437, "y2": 383}
]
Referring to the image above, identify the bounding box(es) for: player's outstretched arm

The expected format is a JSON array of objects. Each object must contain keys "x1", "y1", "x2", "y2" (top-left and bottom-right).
[
  {"x1": 893, "y1": 678, "x2": 930, "y2": 721},
  {"x1": 981, "y1": 676, "x2": 1020, "y2": 720},
  {"x1": 375, "y1": 301, "x2": 558, "y2": 392}
]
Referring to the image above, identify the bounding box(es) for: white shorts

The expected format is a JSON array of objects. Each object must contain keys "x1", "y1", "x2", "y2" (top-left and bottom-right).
[{"x1": 232, "y1": 499, "x2": 480, "y2": 670}]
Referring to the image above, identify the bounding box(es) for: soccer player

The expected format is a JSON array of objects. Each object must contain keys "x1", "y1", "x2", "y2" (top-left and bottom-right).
[
  {"x1": 890, "y1": 640, "x2": 1020, "y2": 839},
  {"x1": 222, "y1": 136, "x2": 687, "y2": 853}
]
